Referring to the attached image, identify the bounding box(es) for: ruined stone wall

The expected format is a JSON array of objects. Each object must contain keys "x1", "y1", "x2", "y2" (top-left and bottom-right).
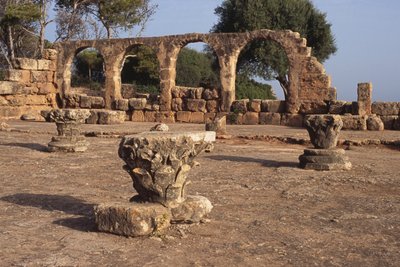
[{"x1": 0, "y1": 49, "x2": 58, "y2": 120}]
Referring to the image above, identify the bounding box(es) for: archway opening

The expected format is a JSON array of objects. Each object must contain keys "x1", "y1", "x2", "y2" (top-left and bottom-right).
[
  {"x1": 236, "y1": 38, "x2": 290, "y2": 101},
  {"x1": 120, "y1": 44, "x2": 160, "y2": 99},
  {"x1": 175, "y1": 42, "x2": 220, "y2": 89},
  {"x1": 71, "y1": 47, "x2": 105, "y2": 97}
]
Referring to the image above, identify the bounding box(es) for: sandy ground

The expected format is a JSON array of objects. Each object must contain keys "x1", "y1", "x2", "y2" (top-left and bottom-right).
[{"x1": 0, "y1": 121, "x2": 399, "y2": 266}]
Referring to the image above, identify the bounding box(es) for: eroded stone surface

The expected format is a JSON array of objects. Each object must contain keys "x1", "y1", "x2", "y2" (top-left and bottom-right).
[
  {"x1": 94, "y1": 202, "x2": 171, "y2": 237},
  {"x1": 170, "y1": 195, "x2": 213, "y2": 223},
  {"x1": 299, "y1": 148, "x2": 352, "y2": 171},
  {"x1": 118, "y1": 131, "x2": 216, "y2": 207},
  {"x1": 304, "y1": 115, "x2": 343, "y2": 149},
  {"x1": 205, "y1": 115, "x2": 228, "y2": 137}
]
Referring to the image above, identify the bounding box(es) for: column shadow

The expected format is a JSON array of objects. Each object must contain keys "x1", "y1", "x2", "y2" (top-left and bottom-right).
[
  {"x1": 1, "y1": 193, "x2": 96, "y2": 232},
  {"x1": 0, "y1": 142, "x2": 48, "y2": 152},
  {"x1": 205, "y1": 155, "x2": 299, "y2": 168}
]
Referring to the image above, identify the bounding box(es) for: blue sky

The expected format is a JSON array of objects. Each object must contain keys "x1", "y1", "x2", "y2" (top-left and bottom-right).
[{"x1": 47, "y1": 0, "x2": 400, "y2": 101}]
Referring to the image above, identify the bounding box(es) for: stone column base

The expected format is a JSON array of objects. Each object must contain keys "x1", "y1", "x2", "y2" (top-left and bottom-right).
[
  {"x1": 299, "y1": 148, "x2": 352, "y2": 171},
  {"x1": 94, "y1": 195, "x2": 213, "y2": 237},
  {"x1": 48, "y1": 136, "x2": 89, "y2": 152}
]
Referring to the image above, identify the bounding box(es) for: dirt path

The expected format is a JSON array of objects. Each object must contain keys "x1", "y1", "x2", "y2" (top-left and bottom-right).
[{"x1": 0, "y1": 124, "x2": 399, "y2": 266}]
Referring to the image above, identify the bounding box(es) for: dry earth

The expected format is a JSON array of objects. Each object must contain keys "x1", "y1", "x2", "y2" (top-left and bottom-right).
[{"x1": 0, "y1": 121, "x2": 399, "y2": 266}]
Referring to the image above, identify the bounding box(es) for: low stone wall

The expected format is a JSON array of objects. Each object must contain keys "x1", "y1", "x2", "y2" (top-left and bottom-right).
[{"x1": 0, "y1": 50, "x2": 58, "y2": 120}]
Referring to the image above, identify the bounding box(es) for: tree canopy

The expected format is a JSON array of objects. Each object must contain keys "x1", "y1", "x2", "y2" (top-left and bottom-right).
[{"x1": 212, "y1": 0, "x2": 337, "y2": 99}]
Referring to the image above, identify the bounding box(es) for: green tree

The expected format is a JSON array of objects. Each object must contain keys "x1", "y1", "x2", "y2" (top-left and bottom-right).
[
  {"x1": 121, "y1": 45, "x2": 159, "y2": 86},
  {"x1": 176, "y1": 47, "x2": 219, "y2": 88},
  {"x1": 72, "y1": 48, "x2": 104, "y2": 89},
  {"x1": 236, "y1": 74, "x2": 276, "y2": 100},
  {"x1": 55, "y1": 0, "x2": 157, "y2": 39},
  {"x1": 0, "y1": 0, "x2": 41, "y2": 67},
  {"x1": 212, "y1": 0, "x2": 337, "y2": 99}
]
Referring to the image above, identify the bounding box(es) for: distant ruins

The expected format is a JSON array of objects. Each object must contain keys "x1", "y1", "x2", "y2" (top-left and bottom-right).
[{"x1": 0, "y1": 29, "x2": 399, "y2": 130}]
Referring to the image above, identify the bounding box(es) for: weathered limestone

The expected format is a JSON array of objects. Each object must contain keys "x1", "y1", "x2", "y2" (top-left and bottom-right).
[
  {"x1": 95, "y1": 131, "x2": 216, "y2": 237},
  {"x1": 205, "y1": 115, "x2": 228, "y2": 137},
  {"x1": 304, "y1": 115, "x2": 343, "y2": 149},
  {"x1": 300, "y1": 115, "x2": 351, "y2": 171},
  {"x1": 356, "y1": 83, "x2": 372, "y2": 116},
  {"x1": 47, "y1": 109, "x2": 91, "y2": 152},
  {"x1": 150, "y1": 123, "x2": 169, "y2": 132},
  {"x1": 367, "y1": 115, "x2": 384, "y2": 131}
]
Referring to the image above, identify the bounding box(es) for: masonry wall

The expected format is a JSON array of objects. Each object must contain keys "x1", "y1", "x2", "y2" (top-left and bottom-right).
[{"x1": 0, "y1": 50, "x2": 58, "y2": 120}]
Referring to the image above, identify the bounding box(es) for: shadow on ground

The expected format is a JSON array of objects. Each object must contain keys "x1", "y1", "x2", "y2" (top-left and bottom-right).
[
  {"x1": 206, "y1": 155, "x2": 299, "y2": 168},
  {"x1": 0, "y1": 142, "x2": 48, "y2": 152},
  {"x1": 1, "y1": 193, "x2": 96, "y2": 232}
]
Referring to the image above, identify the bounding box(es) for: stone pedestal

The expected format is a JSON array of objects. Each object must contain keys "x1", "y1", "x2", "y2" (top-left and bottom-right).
[
  {"x1": 95, "y1": 131, "x2": 216, "y2": 237},
  {"x1": 47, "y1": 109, "x2": 91, "y2": 152},
  {"x1": 300, "y1": 115, "x2": 351, "y2": 171},
  {"x1": 299, "y1": 148, "x2": 352, "y2": 171},
  {"x1": 205, "y1": 115, "x2": 229, "y2": 138}
]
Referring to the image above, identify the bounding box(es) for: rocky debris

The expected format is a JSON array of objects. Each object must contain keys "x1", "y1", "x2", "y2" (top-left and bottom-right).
[
  {"x1": 299, "y1": 148, "x2": 352, "y2": 171},
  {"x1": 150, "y1": 123, "x2": 169, "y2": 132},
  {"x1": 367, "y1": 115, "x2": 384, "y2": 131},
  {"x1": 0, "y1": 121, "x2": 10, "y2": 131},
  {"x1": 205, "y1": 115, "x2": 228, "y2": 137},
  {"x1": 20, "y1": 114, "x2": 37, "y2": 121},
  {"x1": 170, "y1": 195, "x2": 213, "y2": 223},
  {"x1": 94, "y1": 202, "x2": 171, "y2": 237},
  {"x1": 47, "y1": 109, "x2": 91, "y2": 152},
  {"x1": 304, "y1": 115, "x2": 343, "y2": 149}
]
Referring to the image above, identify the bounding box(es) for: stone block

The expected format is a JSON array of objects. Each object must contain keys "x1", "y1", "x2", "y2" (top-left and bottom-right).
[
  {"x1": 226, "y1": 112, "x2": 243, "y2": 125},
  {"x1": 43, "y1": 49, "x2": 58, "y2": 60},
  {"x1": 205, "y1": 115, "x2": 227, "y2": 135},
  {"x1": 341, "y1": 115, "x2": 367, "y2": 130},
  {"x1": 190, "y1": 112, "x2": 205, "y2": 123},
  {"x1": 366, "y1": 115, "x2": 384, "y2": 131},
  {"x1": 171, "y1": 86, "x2": 189, "y2": 98},
  {"x1": 98, "y1": 110, "x2": 125, "y2": 124},
  {"x1": 90, "y1": 96, "x2": 105, "y2": 109},
  {"x1": 172, "y1": 98, "x2": 183, "y2": 111},
  {"x1": 357, "y1": 82, "x2": 372, "y2": 115},
  {"x1": 202, "y1": 89, "x2": 219, "y2": 100},
  {"x1": 115, "y1": 99, "x2": 129, "y2": 111},
  {"x1": 170, "y1": 195, "x2": 213, "y2": 223},
  {"x1": 144, "y1": 111, "x2": 156, "y2": 122},
  {"x1": 37, "y1": 83, "x2": 57, "y2": 95},
  {"x1": 248, "y1": 99, "x2": 262, "y2": 112},
  {"x1": 259, "y1": 112, "x2": 281, "y2": 125},
  {"x1": 187, "y1": 99, "x2": 206, "y2": 113},
  {"x1": 0, "y1": 81, "x2": 25, "y2": 95},
  {"x1": 37, "y1": 59, "x2": 52, "y2": 70},
  {"x1": 371, "y1": 102, "x2": 400, "y2": 116},
  {"x1": 0, "y1": 96, "x2": 8, "y2": 106},
  {"x1": 261, "y1": 100, "x2": 286, "y2": 113},
  {"x1": 299, "y1": 148, "x2": 352, "y2": 171},
  {"x1": 131, "y1": 111, "x2": 145, "y2": 122},
  {"x1": 94, "y1": 202, "x2": 171, "y2": 237},
  {"x1": 31, "y1": 71, "x2": 48, "y2": 83},
  {"x1": 14, "y1": 58, "x2": 38, "y2": 70},
  {"x1": 25, "y1": 95, "x2": 49, "y2": 105},
  {"x1": 379, "y1": 115, "x2": 397, "y2": 130},
  {"x1": 299, "y1": 101, "x2": 328, "y2": 114},
  {"x1": 329, "y1": 100, "x2": 348, "y2": 114},
  {"x1": 206, "y1": 100, "x2": 218, "y2": 112},
  {"x1": 5, "y1": 95, "x2": 27, "y2": 106},
  {"x1": 204, "y1": 112, "x2": 216, "y2": 123},
  {"x1": 129, "y1": 98, "x2": 147, "y2": 110},
  {"x1": 86, "y1": 110, "x2": 99, "y2": 124},
  {"x1": 6, "y1": 69, "x2": 31, "y2": 83},
  {"x1": 281, "y1": 114, "x2": 304, "y2": 127},
  {"x1": 80, "y1": 95, "x2": 92, "y2": 108},
  {"x1": 300, "y1": 73, "x2": 331, "y2": 88},
  {"x1": 231, "y1": 99, "x2": 249, "y2": 113},
  {"x1": 188, "y1": 87, "x2": 204, "y2": 99},
  {"x1": 155, "y1": 111, "x2": 175, "y2": 123},
  {"x1": 242, "y1": 112, "x2": 259, "y2": 125},
  {"x1": 393, "y1": 118, "x2": 400, "y2": 130},
  {"x1": 0, "y1": 106, "x2": 22, "y2": 118},
  {"x1": 176, "y1": 111, "x2": 192, "y2": 123}
]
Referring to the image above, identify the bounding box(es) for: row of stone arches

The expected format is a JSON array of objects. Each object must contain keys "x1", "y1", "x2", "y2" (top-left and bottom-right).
[{"x1": 55, "y1": 30, "x2": 334, "y2": 113}]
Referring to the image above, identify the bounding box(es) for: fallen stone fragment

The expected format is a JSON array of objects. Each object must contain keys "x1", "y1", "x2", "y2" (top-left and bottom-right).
[
  {"x1": 150, "y1": 123, "x2": 169, "y2": 132},
  {"x1": 94, "y1": 202, "x2": 171, "y2": 237}
]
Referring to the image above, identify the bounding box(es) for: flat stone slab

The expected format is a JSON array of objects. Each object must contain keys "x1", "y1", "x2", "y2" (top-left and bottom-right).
[
  {"x1": 94, "y1": 202, "x2": 171, "y2": 237},
  {"x1": 126, "y1": 131, "x2": 216, "y2": 143},
  {"x1": 299, "y1": 148, "x2": 352, "y2": 171}
]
